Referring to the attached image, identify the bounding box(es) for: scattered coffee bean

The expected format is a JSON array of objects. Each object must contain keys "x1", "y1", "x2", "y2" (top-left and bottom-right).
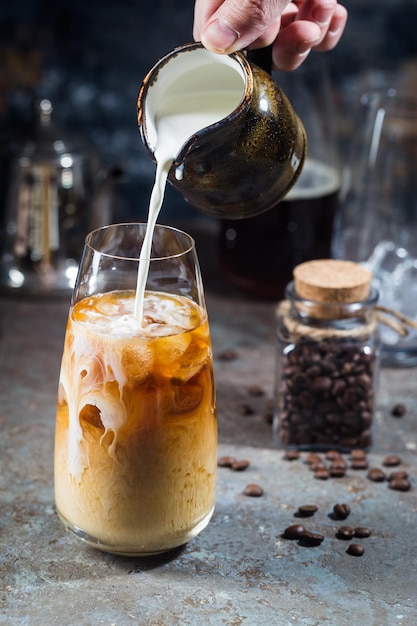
[
  {"x1": 283, "y1": 449, "x2": 300, "y2": 461},
  {"x1": 247, "y1": 384, "x2": 265, "y2": 397},
  {"x1": 391, "y1": 403, "x2": 406, "y2": 417},
  {"x1": 336, "y1": 526, "x2": 355, "y2": 540},
  {"x1": 300, "y1": 531, "x2": 325, "y2": 547},
  {"x1": 282, "y1": 524, "x2": 306, "y2": 540},
  {"x1": 331, "y1": 457, "x2": 348, "y2": 470},
  {"x1": 325, "y1": 450, "x2": 341, "y2": 461},
  {"x1": 351, "y1": 458, "x2": 369, "y2": 470},
  {"x1": 217, "y1": 348, "x2": 238, "y2": 361},
  {"x1": 383, "y1": 455, "x2": 402, "y2": 467},
  {"x1": 305, "y1": 453, "x2": 323, "y2": 466},
  {"x1": 350, "y1": 449, "x2": 367, "y2": 460},
  {"x1": 295, "y1": 504, "x2": 318, "y2": 518},
  {"x1": 298, "y1": 531, "x2": 325, "y2": 547},
  {"x1": 367, "y1": 467, "x2": 386, "y2": 482},
  {"x1": 314, "y1": 467, "x2": 330, "y2": 480},
  {"x1": 329, "y1": 466, "x2": 346, "y2": 478},
  {"x1": 388, "y1": 470, "x2": 408, "y2": 481},
  {"x1": 231, "y1": 459, "x2": 250, "y2": 471},
  {"x1": 354, "y1": 527, "x2": 372, "y2": 538},
  {"x1": 388, "y1": 477, "x2": 411, "y2": 492},
  {"x1": 217, "y1": 455, "x2": 236, "y2": 468},
  {"x1": 243, "y1": 483, "x2": 264, "y2": 497},
  {"x1": 329, "y1": 458, "x2": 348, "y2": 477},
  {"x1": 333, "y1": 503, "x2": 351, "y2": 520},
  {"x1": 238, "y1": 403, "x2": 255, "y2": 416},
  {"x1": 310, "y1": 460, "x2": 327, "y2": 472},
  {"x1": 347, "y1": 543, "x2": 365, "y2": 557}
]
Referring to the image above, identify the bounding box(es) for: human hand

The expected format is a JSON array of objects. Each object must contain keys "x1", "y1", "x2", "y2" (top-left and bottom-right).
[{"x1": 193, "y1": 0, "x2": 348, "y2": 71}]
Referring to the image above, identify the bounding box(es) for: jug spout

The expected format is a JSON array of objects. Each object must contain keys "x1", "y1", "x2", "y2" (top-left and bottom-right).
[{"x1": 137, "y1": 42, "x2": 306, "y2": 219}]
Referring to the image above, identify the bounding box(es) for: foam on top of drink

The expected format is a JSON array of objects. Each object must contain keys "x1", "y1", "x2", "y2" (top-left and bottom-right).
[{"x1": 73, "y1": 290, "x2": 204, "y2": 338}]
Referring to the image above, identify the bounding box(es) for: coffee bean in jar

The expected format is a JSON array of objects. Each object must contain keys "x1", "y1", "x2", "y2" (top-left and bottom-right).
[{"x1": 273, "y1": 260, "x2": 380, "y2": 451}]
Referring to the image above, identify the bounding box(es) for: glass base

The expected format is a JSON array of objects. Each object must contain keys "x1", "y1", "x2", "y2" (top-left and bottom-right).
[
  {"x1": 381, "y1": 345, "x2": 417, "y2": 368},
  {"x1": 57, "y1": 506, "x2": 215, "y2": 557}
]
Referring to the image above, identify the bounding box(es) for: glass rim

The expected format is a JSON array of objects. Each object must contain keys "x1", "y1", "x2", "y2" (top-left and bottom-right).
[{"x1": 84, "y1": 222, "x2": 196, "y2": 262}]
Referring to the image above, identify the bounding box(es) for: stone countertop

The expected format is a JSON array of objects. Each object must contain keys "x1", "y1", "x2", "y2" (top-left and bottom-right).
[{"x1": 1, "y1": 245, "x2": 417, "y2": 625}]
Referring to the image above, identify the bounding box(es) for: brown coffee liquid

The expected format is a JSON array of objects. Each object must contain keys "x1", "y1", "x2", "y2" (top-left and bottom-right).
[{"x1": 218, "y1": 160, "x2": 340, "y2": 300}]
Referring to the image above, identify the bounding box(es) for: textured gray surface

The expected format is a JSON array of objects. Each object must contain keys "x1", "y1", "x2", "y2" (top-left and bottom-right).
[{"x1": 1, "y1": 263, "x2": 417, "y2": 625}]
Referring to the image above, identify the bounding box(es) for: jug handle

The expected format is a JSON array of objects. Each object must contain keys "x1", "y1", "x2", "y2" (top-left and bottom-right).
[{"x1": 246, "y1": 45, "x2": 273, "y2": 75}]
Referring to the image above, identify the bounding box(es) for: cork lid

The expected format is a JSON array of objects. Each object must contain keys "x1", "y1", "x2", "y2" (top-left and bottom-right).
[{"x1": 293, "y1": 259, "x2": 372, "y2": 304}]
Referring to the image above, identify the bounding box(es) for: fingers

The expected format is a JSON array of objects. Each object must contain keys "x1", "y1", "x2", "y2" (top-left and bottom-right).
[
  {"x1": 193, "y1": 0, "x2": 290, "y2": 53},
  {"x1": 193, "y1": 0, "x2": 347, "y2": 73},
  {"x1": 273, "y1": 0, "x2": 348, "y2": 71},
  {"x1": 311, "y1": 3, "x2": 348, "y2": 52},
  {"x1": 272, "y1": 20, "x2": 322, "y2": 71}
]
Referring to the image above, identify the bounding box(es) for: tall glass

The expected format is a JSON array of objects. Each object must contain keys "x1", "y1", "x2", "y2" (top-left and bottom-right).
[{"x1": 54, "y1": 223, "x2": 217, "y2": 556}]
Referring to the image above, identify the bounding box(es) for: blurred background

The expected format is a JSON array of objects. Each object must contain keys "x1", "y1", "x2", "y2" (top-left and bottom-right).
[{"x1": 1, "y1": 0, "x2": 416, "y2": 224}]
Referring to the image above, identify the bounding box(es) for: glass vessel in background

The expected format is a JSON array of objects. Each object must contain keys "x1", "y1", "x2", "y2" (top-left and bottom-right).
[
  {"x1": 54, "y1": 223, "x2": 217, "y2": 556},
  {"x1": 218, "y1": 53, "x2": 341, "y2": 300},
  {"x1": 333, "y1": 88, "x2": 417, "y2": 366}
]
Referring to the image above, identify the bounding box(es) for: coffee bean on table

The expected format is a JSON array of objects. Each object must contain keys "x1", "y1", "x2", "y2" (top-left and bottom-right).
[
  {"x1": 218, "y1": 348, "x2": 238, "y2": 361},
  {"x1": 310, "y1": 460, "x2": 327, "y2": 472},
  {"x1": 325, "y1": 449, "x2": 341, "y2": 461},
  {"x1": 243, "y1": 484, "x2": 264, "y2": 497},
  {"x1": 383, "y1": 455, "x2": 402, "y2": 467},
  {"x1": 333, "y1": 503, "x2": 351, "y2": 520},
  {"x1": 329, "y1": 466, "x2": 347, "y2": 478},
  {"x1": 305, "y1": 453, "x2": 323, "y2": 465},
  {"x1": 295, "y1": 504, "x2": 318, "y2": 518},
  {"x1": 354, "y1": 527, "x2": 372, "y2": 538},
  {"x1": 247, "y1": 384, "x2": 265, "y2": 397},
  {"x1": 283, "y1": 449, "x2": 300, "y2": 461},
  {"x1": 336, "y1": 526, "x2": 355, "y2": 540},
  {"x1": 329, "y1": 458, "x2": 347, "y2": 477},
  {"x1": 231, "y1": 459, "x2": 250, "y2": 471},
  {"x1": 389, "y1": 477, "x2": 411, "y2": 492},
  {"x1": 391, "y1": 403, "x2": 406, "y2": 417},
  {"x1": 388, "y1": 470, "x2": 408, "y2": 481},
  {"x1": 314, "y1": 467, "x2": 330, "y2": 480},
  {"x1": 282, "y1": 524, "x2": 306, "y2": 540},
  {"x1": 367, "y1": 468, "x2": 386, "y2": 482},
  {"x1": 347, "y1": 544, "x2": 365, "y2": 556},
  {"x1": 350, "y1": 449, "x2": 367, "y2": 460},
  {"x1": 238, "y1": 403, "x2": 255, "y2": 416},
  {"x1": 331, "y1": 457, "x2": 348, "y2": 470},
  {"x1": 351, "y1": 458, "x2": 369, "y2": 470},
  {"x1": 298, "y1": 531, "x2": 325, "y2": 547},
  {"x1": 217, "y1": 455, "x2": 236, "y2": 467}
]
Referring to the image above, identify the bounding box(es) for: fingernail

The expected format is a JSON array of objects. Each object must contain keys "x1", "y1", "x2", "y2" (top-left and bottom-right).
[
  {"x1": 201, "y1": 18, "x2": 240, "y2": 53},
  {"x1": 312, "y1": 7, "x2": 332, "y2": 25},
  {"x1": 296, "y1": 38, "x2": 320, "y2": 55}
]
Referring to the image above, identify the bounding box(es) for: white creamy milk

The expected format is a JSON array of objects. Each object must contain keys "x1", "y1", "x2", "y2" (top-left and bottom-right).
[{"x1": 134, "y1": 62, "x2": 245, "y2": 323}]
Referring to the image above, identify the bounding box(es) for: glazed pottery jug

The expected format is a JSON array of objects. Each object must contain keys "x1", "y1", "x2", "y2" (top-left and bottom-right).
[{"x1": 137, "y1": 42, "x2": 306, "y2": 219}]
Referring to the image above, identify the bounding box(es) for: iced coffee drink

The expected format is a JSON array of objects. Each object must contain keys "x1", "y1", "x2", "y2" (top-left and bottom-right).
[{"x1": 55, "y1": 288, "x2": 217, "y2": 555}]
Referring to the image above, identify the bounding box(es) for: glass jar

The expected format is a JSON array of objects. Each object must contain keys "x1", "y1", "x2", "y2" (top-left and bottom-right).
[{"x1": 273, "y1": 260, "x2": 380, "y2": 451}]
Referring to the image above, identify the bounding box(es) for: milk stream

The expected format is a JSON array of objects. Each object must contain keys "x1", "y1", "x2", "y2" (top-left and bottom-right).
[{"x1": 133, "y1": 90, "x2": 243, "y2": 323}]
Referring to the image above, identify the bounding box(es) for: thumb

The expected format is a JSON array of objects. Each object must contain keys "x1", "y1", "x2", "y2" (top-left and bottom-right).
[{"x1": 196, "y1": 0, "x2": 291, "y2": 54}]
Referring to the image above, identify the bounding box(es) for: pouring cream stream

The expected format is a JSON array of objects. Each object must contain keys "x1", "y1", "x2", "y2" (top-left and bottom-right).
[{"x1": 134, "y1": 66, "x2": 245, "y2": 322}]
